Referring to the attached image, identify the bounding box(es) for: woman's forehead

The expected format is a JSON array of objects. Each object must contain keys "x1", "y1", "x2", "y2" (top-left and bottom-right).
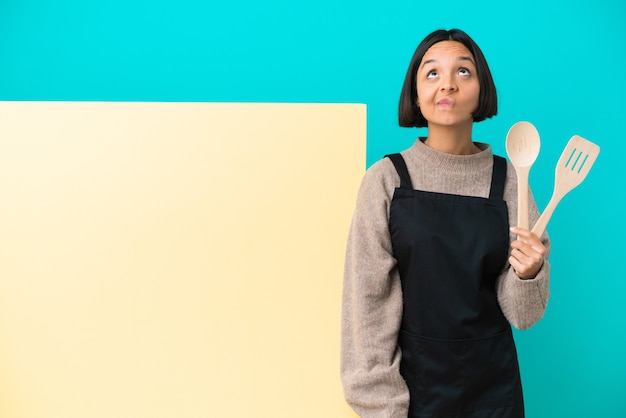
[{"x1": 421, "y1": 41, "x2": 475, "y2": 65}]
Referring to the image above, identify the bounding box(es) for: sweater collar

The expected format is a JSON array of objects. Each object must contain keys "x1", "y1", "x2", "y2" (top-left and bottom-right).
[{"x1": 404, "y1": 137, "x2": 494, "y2": 173}]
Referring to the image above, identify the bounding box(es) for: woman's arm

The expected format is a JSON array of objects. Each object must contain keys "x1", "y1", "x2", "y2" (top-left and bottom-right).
[{"x1": 341, "y1": 160, "x2": 410, "y2": 417}]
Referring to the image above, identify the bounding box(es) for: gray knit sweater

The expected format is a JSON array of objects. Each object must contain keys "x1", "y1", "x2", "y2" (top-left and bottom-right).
[{"x1": 340, "y1": 138, "x2": 551, "y2": 418}]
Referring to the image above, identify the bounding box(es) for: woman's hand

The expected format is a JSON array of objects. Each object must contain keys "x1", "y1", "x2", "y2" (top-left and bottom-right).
[{"x1": 509, "y1": 227, "x2": 547, "y2": 280}]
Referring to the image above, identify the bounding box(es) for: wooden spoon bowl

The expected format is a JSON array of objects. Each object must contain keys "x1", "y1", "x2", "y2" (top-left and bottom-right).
[{"x1": 505, "y1": 122, "x2": 541, "y2": 230}]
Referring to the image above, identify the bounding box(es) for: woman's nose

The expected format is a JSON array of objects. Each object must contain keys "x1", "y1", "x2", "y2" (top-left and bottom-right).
[{"x1": 440, "y1": 75, "x2": 457, "y2": 91}]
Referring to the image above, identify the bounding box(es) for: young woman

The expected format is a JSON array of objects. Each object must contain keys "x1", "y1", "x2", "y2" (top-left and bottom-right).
[{"x1": 341, "y1": 29, "x2": 550, "y2": 418}]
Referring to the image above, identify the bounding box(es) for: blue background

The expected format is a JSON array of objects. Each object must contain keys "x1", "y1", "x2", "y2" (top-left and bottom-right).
[{"x1": 1, "y1": 0, "x2": 625, "y2": 416}]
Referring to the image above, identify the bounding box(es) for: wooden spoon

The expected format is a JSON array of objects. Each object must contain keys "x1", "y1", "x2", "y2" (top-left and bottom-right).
[{"x1": 505, "y1": 121, "x2": 541, "y2": 230}]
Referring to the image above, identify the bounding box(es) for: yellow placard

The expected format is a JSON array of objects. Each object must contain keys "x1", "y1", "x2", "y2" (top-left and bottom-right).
[{"x1": 0, "y1": 102, "x2": 363, "y2": 417}]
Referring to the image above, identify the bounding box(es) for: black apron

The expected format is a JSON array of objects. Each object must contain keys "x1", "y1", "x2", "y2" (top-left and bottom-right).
[{"x1": 386, "y1": 153, "x2": 524, "y2": 418}]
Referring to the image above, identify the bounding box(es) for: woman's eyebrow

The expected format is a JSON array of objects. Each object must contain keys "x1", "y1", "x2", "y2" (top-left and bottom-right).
[
  {"x1": 458, "y1": 56, "x2": 475, "y2": 64},
  {"x1": 421, "y1": 56, "x2": 475, "y2": 67}
]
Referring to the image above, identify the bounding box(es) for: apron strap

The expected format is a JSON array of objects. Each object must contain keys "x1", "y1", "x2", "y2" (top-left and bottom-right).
[
  {"x1": 385, "y1": 153, "x2": 413, "y2": 189},
  {"x1": 489, "y1": 155, "x2": 507, "y2": 200}
]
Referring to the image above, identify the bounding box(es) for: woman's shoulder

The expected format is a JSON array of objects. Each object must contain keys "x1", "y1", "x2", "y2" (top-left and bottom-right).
[{"x1": 357, "y1": 155, "x2": 402, "y2": 199}]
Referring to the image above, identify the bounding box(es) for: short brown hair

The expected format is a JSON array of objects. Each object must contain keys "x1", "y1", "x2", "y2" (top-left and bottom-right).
[{"x1": 398, "y1": 29, "x2": 497, "y2": 128}]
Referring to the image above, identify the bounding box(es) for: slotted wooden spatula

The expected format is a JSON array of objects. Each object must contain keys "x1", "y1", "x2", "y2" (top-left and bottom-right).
[{"x1": 531, "y1": 135, "x2": 600, "y2": 237}]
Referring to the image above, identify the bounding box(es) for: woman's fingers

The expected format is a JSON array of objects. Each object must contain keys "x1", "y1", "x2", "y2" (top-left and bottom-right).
[{"x1": 509, "y1": 227, "x2": 546, "y2": 279}]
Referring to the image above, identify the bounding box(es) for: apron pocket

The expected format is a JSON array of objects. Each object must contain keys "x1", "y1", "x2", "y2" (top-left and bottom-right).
[{"x1": 399, "y1": 328, "x2": 519, "y2": 417}]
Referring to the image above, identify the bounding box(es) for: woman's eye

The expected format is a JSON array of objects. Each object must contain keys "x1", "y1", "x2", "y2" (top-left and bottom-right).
[
  {"x1": 427, "y1": 70, "x2": 438, "y2": 79},
  {"x1": 459, "y1": 68, "x2": 471, "y2": 76}
]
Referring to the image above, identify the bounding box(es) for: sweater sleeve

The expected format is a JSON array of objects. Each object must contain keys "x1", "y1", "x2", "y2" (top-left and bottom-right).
[
  {"x1": 340, "y1": 160, "x2": 410, "y2": 418},
  {"x1": 497, "y1": 179, "x2": 551, "y2": 330}
]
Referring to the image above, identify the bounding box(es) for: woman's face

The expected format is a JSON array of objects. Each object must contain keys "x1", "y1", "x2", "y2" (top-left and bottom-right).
[{"x1": 416, "y1": 41, "x2": 480, "y2": 128}]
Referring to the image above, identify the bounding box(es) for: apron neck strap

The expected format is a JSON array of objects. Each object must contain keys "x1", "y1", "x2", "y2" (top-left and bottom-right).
[
  {"x1": 385, "y1": 153, "x2": 412, "y2": 189},
  {"x1": 489, "y1": 155, "x2": 507, "y2": 200}
]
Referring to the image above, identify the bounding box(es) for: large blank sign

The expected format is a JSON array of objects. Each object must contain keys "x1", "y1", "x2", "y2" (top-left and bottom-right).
[{"x1": 0, "y1": 102, "x2": 364, "y2": 417}]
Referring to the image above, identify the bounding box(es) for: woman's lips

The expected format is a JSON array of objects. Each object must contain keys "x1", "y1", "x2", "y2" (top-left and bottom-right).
[{"x1": 436, "y1": 98, "x2": 455, "y2": 108}]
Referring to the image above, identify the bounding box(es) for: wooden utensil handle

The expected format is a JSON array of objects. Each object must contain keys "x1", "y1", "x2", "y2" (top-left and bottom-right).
[
  {"x1": 531, "y1": 197, "x2": 558, "y2": 238},
  {"x1": 517, "y1": 168, "x2": 530, "y2": 230}
]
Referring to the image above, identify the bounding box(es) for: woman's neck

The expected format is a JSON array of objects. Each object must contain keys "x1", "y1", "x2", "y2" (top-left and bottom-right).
[{"x1": 424, "y1": 123, "x2": 481, "y2": 155}]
